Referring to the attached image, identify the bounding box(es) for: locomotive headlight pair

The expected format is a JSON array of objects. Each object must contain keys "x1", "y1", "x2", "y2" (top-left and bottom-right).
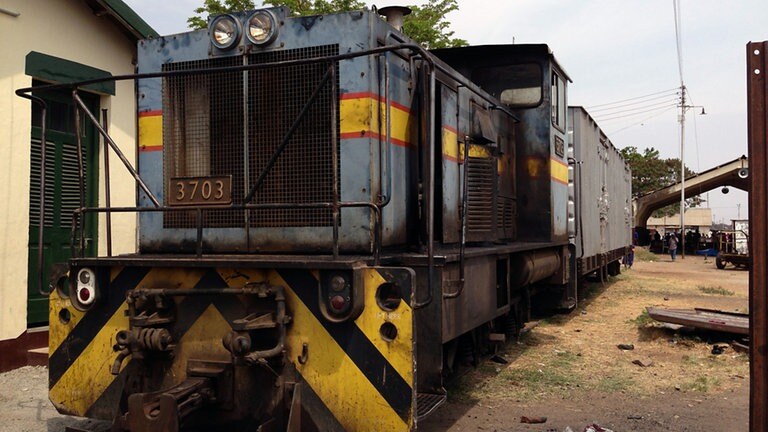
[{"x1": 210, "y1": 11, "x2": 277, "y2": 50}]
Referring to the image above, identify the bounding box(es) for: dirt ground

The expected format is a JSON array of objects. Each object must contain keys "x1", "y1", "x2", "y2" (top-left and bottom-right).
[
  {"x1": 421, "y1": 249, "x2": 750, "y2": 432},
  {"x1": 0, "y1": 248, "x2": 750, "y2": 432}
]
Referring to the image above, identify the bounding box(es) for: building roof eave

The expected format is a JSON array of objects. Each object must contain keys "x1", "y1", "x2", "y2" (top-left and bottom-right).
[{"x1": 85, "y1": 0, "x2": 159, "y2": 41}]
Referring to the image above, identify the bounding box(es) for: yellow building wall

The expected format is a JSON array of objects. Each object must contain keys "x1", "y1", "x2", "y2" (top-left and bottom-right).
[{"x1": 0, "y1": 0, "x2": 140, "y2": 340}]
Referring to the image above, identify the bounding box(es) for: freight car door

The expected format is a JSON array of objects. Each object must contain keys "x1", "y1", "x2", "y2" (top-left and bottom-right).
[{"x1": 27, "y1": 84, "x2": 99, "y2": 325}]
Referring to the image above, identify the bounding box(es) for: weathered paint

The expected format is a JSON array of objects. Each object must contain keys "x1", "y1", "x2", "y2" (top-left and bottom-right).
[
  {"x1": 136, "y1": 9, "x2": 421, "y2": 253},
  {"x1": 550, "y1": 157, "x2": 569, "y2": 185},
  {"x1": 138, "y1": 111, "x2": 163, "y2": 152},
  {"x1": 48, "y1": 265, "x2": 415, "y2": 430},
  {"x1": 339, "y1": 93, "x2": 414, "y2": 148}
]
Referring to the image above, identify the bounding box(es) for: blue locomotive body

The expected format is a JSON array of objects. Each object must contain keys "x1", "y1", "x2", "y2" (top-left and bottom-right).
[{"x1": 20, "y1": 6, "x2": 631, "y2": 431}]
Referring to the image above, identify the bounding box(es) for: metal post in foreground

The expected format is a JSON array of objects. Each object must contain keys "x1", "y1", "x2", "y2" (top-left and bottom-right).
[{"x1": 747, "y1": 40, "x2": 767, "y2": 432}]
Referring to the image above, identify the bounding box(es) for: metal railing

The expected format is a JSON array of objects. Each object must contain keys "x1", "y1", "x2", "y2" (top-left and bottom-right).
[{"x1": 16, "y1": 42, "x2": 511, "y2": 307}]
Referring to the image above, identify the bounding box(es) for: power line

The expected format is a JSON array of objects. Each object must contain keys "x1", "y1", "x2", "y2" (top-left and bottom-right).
[
  {"x1": 596, "y1": 103, "x2": 678, "y2": 122},
  {"x1": 589, "y1": 91, "x2": 680, "y2": 113},
  {"x1": 607, "y1": 106, "x2": 678, "y2": 135},
  {"x1": 673, "y1": 0, "x2": 685, "y2": 86},
  {"x1": 586, "y1": 87, "x2": 679, "y2": 109},
  {"x1": 592, "y1": 97, "x2": 680, "y2": 118},
  {"x1": 689, "y1": 91, "x2": 701, "y2": 173}
]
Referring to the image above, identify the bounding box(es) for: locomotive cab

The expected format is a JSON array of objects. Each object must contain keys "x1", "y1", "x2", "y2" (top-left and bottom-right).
[{"x1": 432, "y1": 44, "x2": 573, "y2": 244}]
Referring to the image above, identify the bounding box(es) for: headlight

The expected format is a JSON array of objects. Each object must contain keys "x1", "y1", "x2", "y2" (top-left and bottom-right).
[
  {"x1": 246, "y1": 10, "x2": 277, "y2": 45},
  {"x1": 330, "y1": 275, "x2": 348, "y2": 292},
  {"x1": 76, "y1": 268, "x2": 96, "y2": 306},
  {"x1": 210, "y1": 14, "x2": 240, "y2": 50}
]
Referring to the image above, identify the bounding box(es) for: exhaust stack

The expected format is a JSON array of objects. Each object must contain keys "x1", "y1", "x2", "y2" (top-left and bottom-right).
[{"x1": 378, "y1": 6, "x2": 411, "y2": 32}]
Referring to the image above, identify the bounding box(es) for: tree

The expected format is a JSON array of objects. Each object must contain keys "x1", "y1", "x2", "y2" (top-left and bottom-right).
[
  {"x1": 402, "y1": 0, "x2": 467, "y2": 49},
  {"x1": 187, "y1": 0, "x2": 468, "y2": 48},
  {"x1": 269, "y1": 0, "x2": 366, "y2": 15},
  {"x1": 188, "y1": 0, "x2": 256, "y2": 29},
  {"x1": 620, "y1": 145, "x2": 699, "y2": 217}
]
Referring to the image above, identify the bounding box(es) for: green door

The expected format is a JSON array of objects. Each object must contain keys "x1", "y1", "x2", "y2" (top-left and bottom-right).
[{"x1": 27, "y1": 83, "x2": 99, "y2": 325}]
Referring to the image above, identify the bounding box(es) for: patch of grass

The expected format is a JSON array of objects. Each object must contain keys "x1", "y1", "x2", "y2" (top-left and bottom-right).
[
  {"x1": 620, "y1": 280, "x2": 677, "y2": 299},
  {"x1": 634, "y1": 248, "x2": 657, "y2": 262},
  {"x1": 598, "y1": 373, "x2": 635, "y2": 392},
  {"x1": 698, "y1": 285, "x2": 734, "y2": 296},
  {"x1": 681, "y1": 375, "x2": 721, "y2": 392},
  {"x1": 458, "y1": 350, "x2": 583, "y2": 401},
  {"x1": 627, "y1": 309, "x2": 655, "y2": 328},
  {"x1": 501, "y1": 365, "x2": 578, "y2": 395},
  {"x1": 682, "y1": 354, "x2": 702, "y2": 366}
]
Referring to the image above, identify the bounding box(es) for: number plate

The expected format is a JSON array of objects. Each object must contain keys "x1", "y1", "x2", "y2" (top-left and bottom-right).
[{"x1": 168, "y1": 176, "x2": 232, "y2": 206}]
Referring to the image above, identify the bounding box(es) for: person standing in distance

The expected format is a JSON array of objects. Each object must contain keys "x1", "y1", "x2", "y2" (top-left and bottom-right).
[{"x1": 668, "y1": 233, "x2": 678, "y2": 261}]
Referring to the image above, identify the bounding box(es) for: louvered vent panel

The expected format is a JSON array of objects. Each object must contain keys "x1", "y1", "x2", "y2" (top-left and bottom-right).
[
  {"x1": 59, "y1": 141, "x2": 85, "y2": 228},
  {"x1": 29, "y1": 139, "x2": 55, "y2": 228},
  {"x1": 497, "y1": 195, "x2": 515, "y2": 232},
  {"x1": 466, "y1": 156, "x2": 495, "y2": 235}
]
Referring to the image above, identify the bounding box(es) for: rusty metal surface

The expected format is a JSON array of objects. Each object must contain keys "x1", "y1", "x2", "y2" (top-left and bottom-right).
[
  {"x1": 748, "y1": 40, "x2": 768, "y2": 431},
  {"x1": 646, "y1": 307, "x2": 749, "y2": 335}
]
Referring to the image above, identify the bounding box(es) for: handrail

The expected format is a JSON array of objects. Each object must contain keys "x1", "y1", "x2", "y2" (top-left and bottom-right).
[
  {"x1": 69, "y1": 201, "x2": 383, "y2": 263},
  {"x1": 17, "y1": 93, "x2": 51, "y2": 296},
  {"x1": 15, "y1": 43, "x2": 504, "y2": 121},
  {"x1": 72, "y1": 92, "x2": 161, "y2": 207},
  {"x1": 15, "y1": 42, "x2": 513, "y2": 306}
]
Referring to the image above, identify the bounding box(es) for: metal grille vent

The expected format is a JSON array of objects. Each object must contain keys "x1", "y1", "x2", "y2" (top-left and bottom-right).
[
  {"x1": 162, "y1": 45, "x2": 339, "y2": 229},
  {"x1": 248, "y1": 45, "x2": 338, "y2": 227},
  {"x1": 466, "y1": 157, "x2": 495, "y2": 234},
  {"x1": 163, "y1": 56, "x2": 243, "y2": 228}
]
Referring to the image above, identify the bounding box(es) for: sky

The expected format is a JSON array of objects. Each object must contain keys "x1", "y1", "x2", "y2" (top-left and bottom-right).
[{"x1": 123, "y1": 0, "x2": 768, "y2": 224}]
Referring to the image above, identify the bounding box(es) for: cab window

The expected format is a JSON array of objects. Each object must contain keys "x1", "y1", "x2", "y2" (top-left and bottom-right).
[
  {"x1": 472, "y1": 63, "x2": 542, "y2": 108},
  {"x1": 551, "y1": 71, "x2": 566, "y2": 130}
]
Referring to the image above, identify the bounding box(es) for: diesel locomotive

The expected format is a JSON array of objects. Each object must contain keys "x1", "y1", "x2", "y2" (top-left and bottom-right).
[{"x1": 18, "y1": 6, "x2": 631, "y2": 431}]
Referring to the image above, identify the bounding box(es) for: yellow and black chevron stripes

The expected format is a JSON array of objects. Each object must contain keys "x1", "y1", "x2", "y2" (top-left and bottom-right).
[
  {"x1": 48, "y1": 267, "x2": 148, "y2": 416},
  {"x1": 48, "y1": 265, "x2": 415, "y2": 430},
  {"x1": 354, "y1": 269, "x2": 413, "y2": 385},
  {"x1": 280, "y1": 268, "x2": 414, "y2": 431}
]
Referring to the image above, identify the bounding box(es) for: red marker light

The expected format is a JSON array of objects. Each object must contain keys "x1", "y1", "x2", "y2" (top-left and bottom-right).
[
  {"x1": 330, "y1": 295, "x2": 347, "y2": 312},
  {"x1": 78, "y1": 287, "x2": 91, "y2": 303}
]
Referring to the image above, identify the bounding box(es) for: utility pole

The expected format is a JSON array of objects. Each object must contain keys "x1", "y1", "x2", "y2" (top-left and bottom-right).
[
  {"x1": 677, "y1": 84, "x2": 705, "y2": 259},
  {"x1": 679, "y1": 84, "x2": 687, "y2": 258}
]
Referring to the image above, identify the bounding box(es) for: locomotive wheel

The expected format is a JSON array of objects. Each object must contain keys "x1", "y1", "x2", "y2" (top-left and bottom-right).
[
  {"x1": 607, "y1": 260, "x2": 621, "y2": 277},
  {"x1": 715, "y1": 253, "x2": 726, "y2": 269}
]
